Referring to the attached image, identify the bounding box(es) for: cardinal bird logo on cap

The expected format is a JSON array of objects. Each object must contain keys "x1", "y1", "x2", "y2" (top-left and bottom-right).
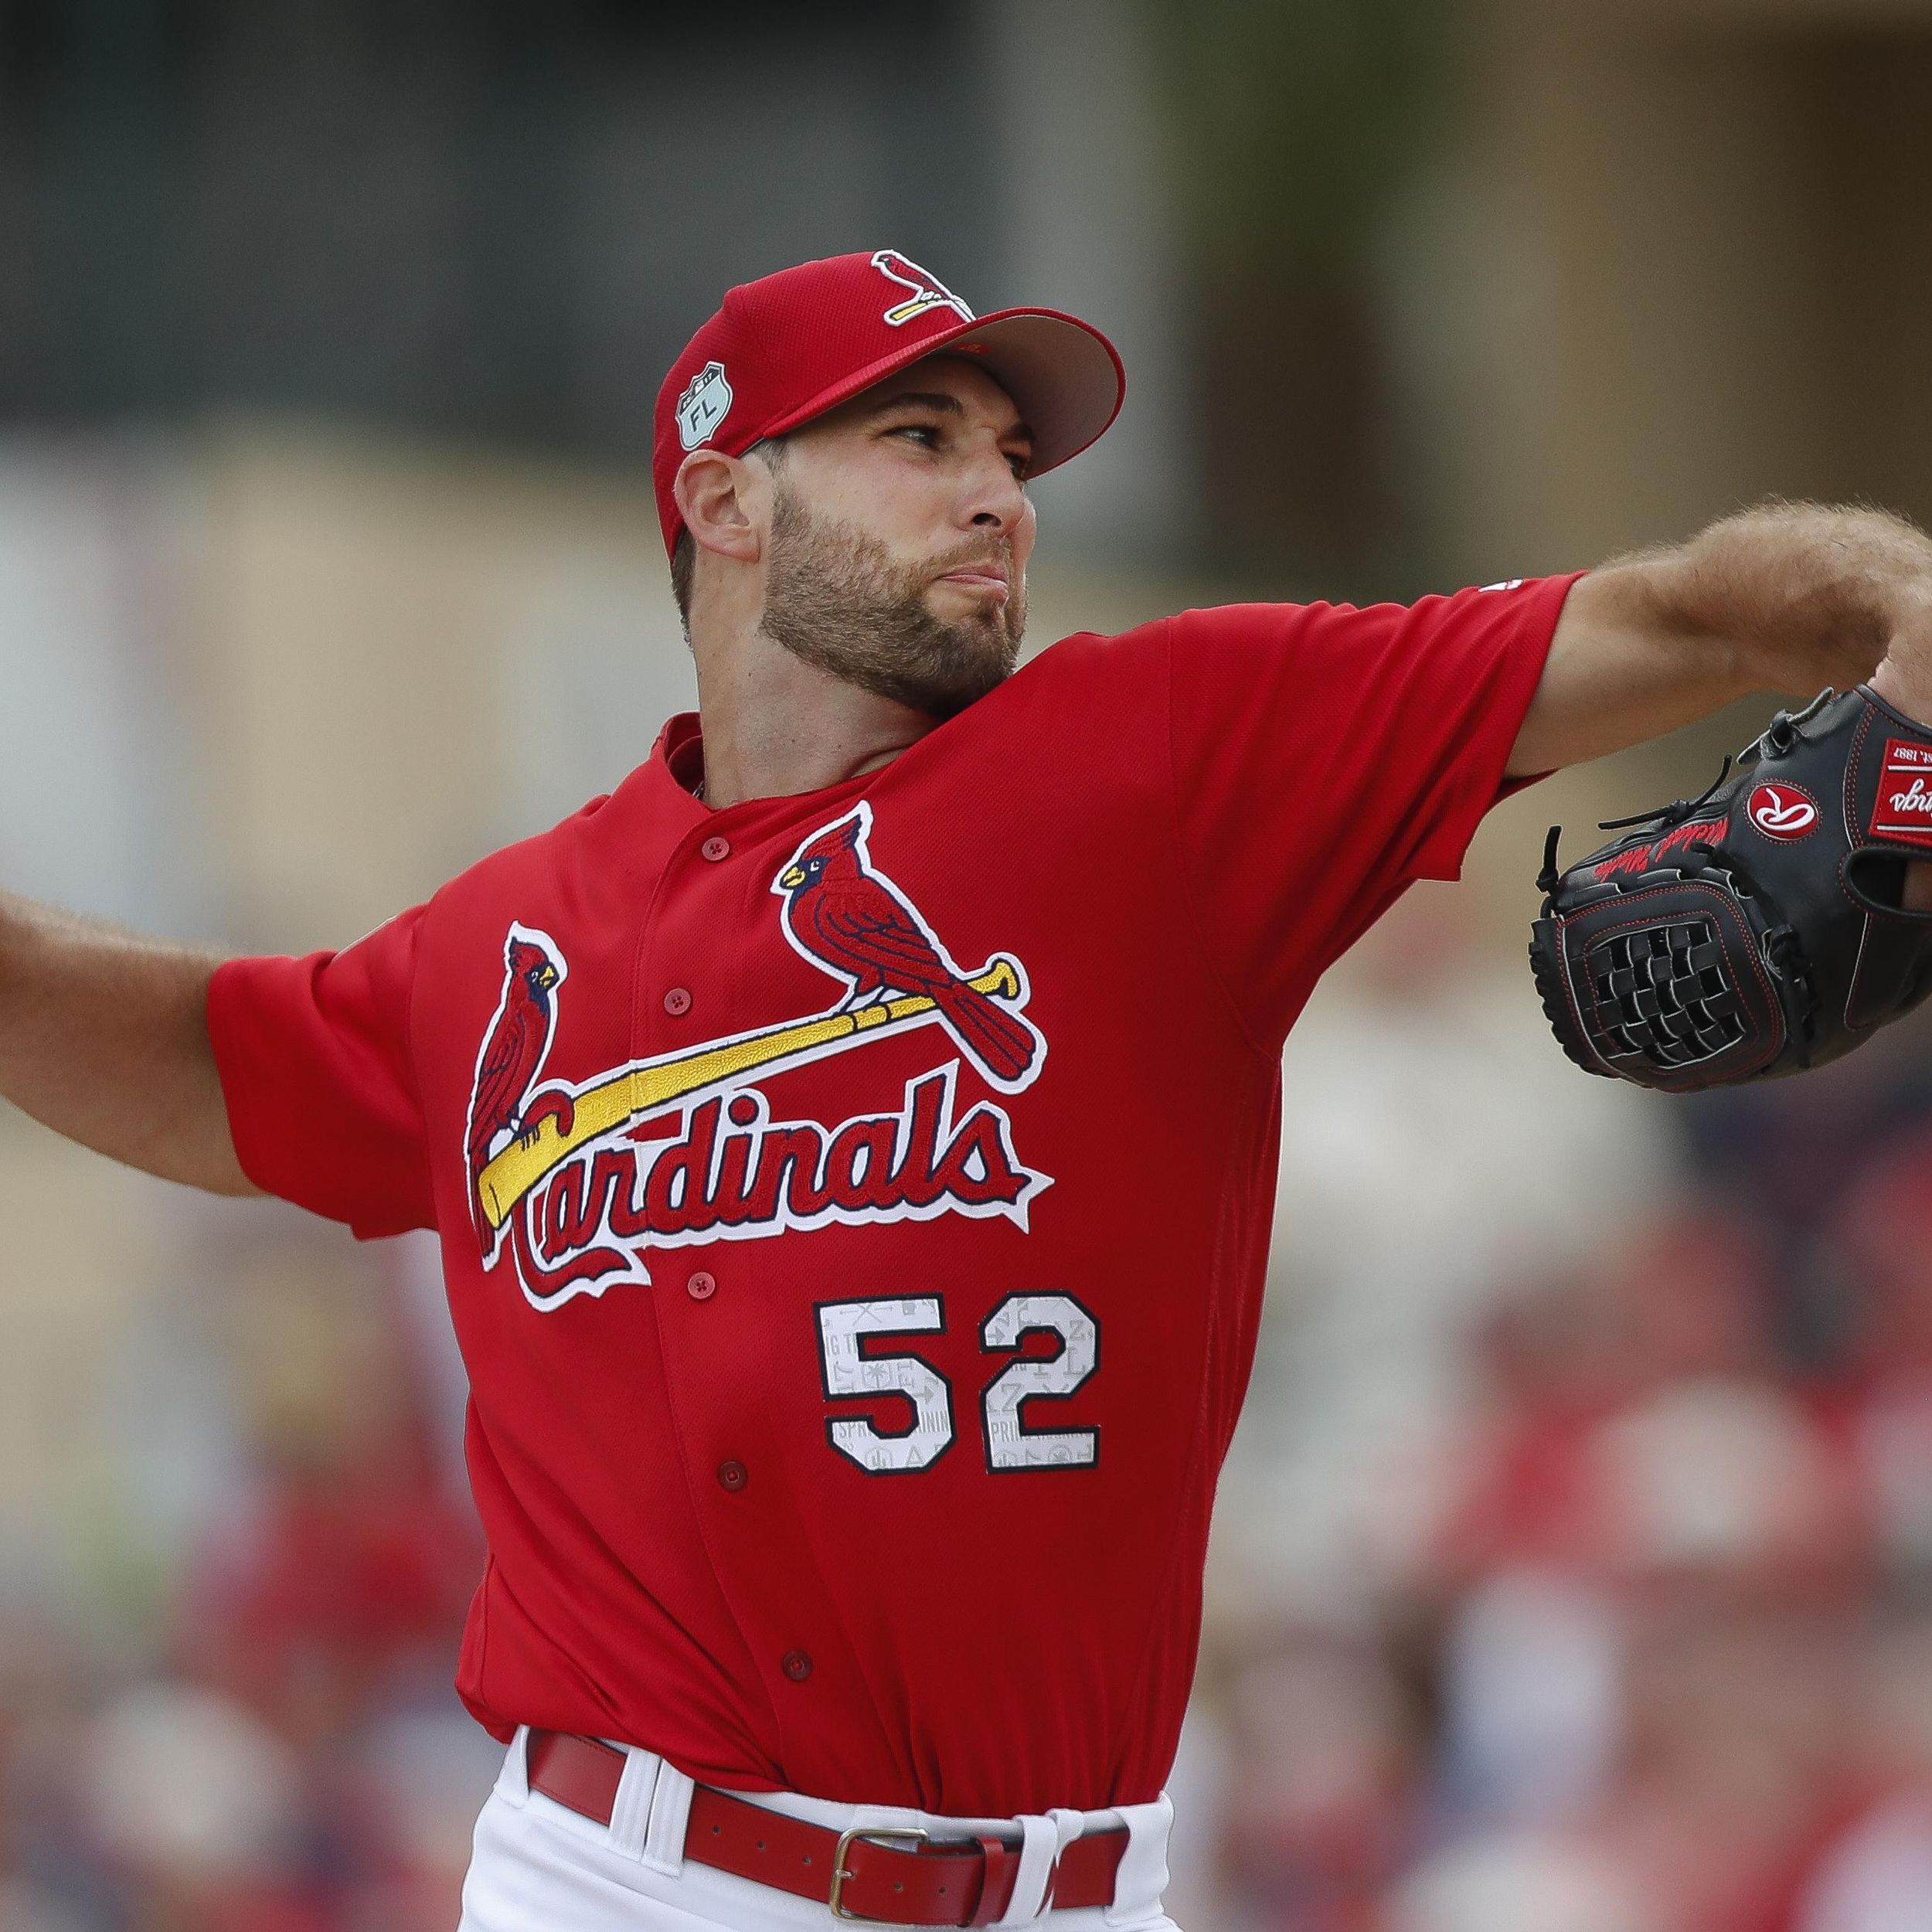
[
  {"x1": 774, "y1": 804, "x2": 1042, "y2": 1092},
  {"x1": 871, "y1": 250, "x2": 975, "y2": 328}
]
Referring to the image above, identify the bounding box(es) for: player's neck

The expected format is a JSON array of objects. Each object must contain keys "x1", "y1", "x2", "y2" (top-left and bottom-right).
[{"x1": 689, "y1": 631, "x2": 935, "y2": 811}]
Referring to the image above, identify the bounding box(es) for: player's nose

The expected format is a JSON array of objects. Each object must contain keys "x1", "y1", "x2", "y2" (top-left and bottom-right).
[{"x1": 956, "y1": 440, "x2": 1027, "y2": 538}]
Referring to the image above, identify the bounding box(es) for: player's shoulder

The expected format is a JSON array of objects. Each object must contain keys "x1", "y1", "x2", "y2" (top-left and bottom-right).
[
  {"x1": 971, "y1": 617, "x2": 1170, "y2": 730},
  {"x1": 1009, "y1": 595, "x2": 1419, "y2": 679},
  {"x1": 1162, "y1": 595, "x2": 1393, "y2": 647},
  {"x1": 1021, "y1": 600, "x2": 1360, "y2": 699},
  {"x1": 1159, "y1": 577, "x2": 1570, "y2": 662},
  {"x1": 1019, "y1": 613, "x2": 1172, "y2": 674},
  {"x1": 1002, "y1": 603, "x2": 1342, "y2": 706}
]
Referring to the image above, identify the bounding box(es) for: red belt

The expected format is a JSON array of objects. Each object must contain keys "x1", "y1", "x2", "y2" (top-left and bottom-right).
[{"x1": 525, "y1": 1730, "x2": 1128, "y2": 1926}]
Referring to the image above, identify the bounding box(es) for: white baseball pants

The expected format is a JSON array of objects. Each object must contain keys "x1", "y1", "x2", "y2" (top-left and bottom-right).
[{"x1": 457, "y1": 1727, "x2": 1180, "y2": 1932}]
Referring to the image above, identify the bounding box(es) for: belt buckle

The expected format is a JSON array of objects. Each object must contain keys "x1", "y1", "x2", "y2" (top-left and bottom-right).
[{"x1": 829, "y1": 1824, "x2": 930, "y2": 1923}]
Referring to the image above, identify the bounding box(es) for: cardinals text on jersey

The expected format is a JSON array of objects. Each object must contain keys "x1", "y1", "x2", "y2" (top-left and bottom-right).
[{"x1": 463, "y1": 804, "x2": 1050, "y2": 1311}]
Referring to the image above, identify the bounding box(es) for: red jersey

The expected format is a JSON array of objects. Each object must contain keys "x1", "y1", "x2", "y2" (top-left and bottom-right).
[{"x1": 207, "y1": 577, "x2": 1578, "y2": 1817}]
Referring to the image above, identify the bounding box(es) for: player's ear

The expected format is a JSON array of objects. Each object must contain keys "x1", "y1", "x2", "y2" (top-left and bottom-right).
[{"x1": 675, "y1": 450, "x2": 765, "y2": 564}]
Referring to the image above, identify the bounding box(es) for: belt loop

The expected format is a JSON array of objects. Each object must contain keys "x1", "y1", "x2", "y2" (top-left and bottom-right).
[
  {"x1": 991, "y1": 1811, "x2": 1080, "y2": 1928},
  {"x1": 604, "y1": 1744, "x2": 661, "y2": 1862},
  {"x1": 493, "y1": 1726, "x2": 532, "y2": 1810},
  {"x1": 1044, "y1": 1808, "x2": 1087, "y2": 1915},
  {"x1": 1101, "y1": 1792, "x2": 1173, "y2": 1926},
  {"x1": 641, "y1": 1755, "x2": 695, "y2": 1876}
]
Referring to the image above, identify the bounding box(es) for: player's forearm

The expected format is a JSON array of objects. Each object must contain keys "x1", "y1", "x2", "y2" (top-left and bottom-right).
[
  {"x1": 0, "y1": 893, "x2": 257, "y2": 1195},
  {"x1": 1657, "y1": 500, "x2": 1932, "y2": 705},
  {"x1": 1512, "y1": 502, "x2": 1932, "y2": 777}
]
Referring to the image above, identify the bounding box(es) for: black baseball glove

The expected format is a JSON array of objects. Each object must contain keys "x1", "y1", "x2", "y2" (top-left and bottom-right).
[{"x1": 1529, "y1": 684, "x2": 1932, "y2": 1091}]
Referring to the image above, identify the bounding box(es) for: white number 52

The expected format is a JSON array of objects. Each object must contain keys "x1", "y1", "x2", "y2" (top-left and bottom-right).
[{"x1": 814, "y1": 1292, "x2": 1100, "y2": 1476}]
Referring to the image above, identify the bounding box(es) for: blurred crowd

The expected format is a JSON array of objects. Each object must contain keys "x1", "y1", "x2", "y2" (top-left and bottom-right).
[
  {"x1": 11, "y1": 930, "x2": 1932, "y2": 1932},
  {"x1": 0, "y1": 1230, "x2": 495, "y2": 1932},
  {"x1": 1196, "y1": 922, "x2": 1932, "y2": 1932}
]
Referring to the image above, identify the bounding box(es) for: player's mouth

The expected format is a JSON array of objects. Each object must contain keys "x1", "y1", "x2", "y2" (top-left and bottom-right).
[{"x1": 934, "y1": 562, "x2": 1011, "y2": 600}]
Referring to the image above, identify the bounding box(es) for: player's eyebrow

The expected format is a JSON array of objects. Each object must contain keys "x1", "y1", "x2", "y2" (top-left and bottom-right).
[
  {"x1": 867, "y1": 390, "x2": 1034, "y2": 448},
  {"x1": 866, "y1": 390, "x2": 964, "y2": 418}
]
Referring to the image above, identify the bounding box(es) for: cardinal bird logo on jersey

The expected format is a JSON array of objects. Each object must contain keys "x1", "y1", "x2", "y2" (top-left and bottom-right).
[
  {"x1": 464, "y1": 927, "x2": 575, "y2": 1245},
  {"x1": 774, "y1": 805, "x2": 1041, "y2": 1090},
  {"x1": 464, "y1": 805, "x2": 1049, "y2": 1309}
]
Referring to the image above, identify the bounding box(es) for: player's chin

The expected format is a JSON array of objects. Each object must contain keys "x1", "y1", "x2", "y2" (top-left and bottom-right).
[
  {"x1": 901, "y1": 630, "x2": 1019, "y2": 719},
  {"x1": 949, "y1": 617, "x2": 1022, "y2": 678},
  {"x1": 925, "y1": 588, "x2": 1024, "y2": 652}
]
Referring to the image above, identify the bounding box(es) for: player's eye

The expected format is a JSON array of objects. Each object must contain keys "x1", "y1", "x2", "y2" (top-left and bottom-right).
[{"x1": 888, "y1": 422, "x2": 943, "y2": 449}]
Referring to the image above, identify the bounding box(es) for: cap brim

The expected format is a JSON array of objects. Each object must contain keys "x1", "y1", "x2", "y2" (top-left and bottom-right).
[
  {"x1": 930, "y1": 310, "x2": 1126, "y2": 474},
  {"x1": 757, "y1": 307, "x2": 1124, "y2": 477}
]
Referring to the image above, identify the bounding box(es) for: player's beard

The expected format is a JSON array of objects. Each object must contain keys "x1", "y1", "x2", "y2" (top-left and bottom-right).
[{"x1": 757, "y1": 485, "x2": 1026, "y2": 721}]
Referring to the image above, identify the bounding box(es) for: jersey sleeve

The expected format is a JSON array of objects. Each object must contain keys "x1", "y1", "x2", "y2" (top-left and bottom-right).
[
  {"x1": 1166, "y1": 573, "x2": 1583, "y2": 1045},
  {"x1": 206, "y1": 904, "x2": 435, "y2": 1240}
]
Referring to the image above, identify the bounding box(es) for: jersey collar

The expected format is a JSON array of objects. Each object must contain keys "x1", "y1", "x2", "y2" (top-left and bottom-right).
[{"x1": 656, "y1": 711, "x2": 708, "y2": 805}]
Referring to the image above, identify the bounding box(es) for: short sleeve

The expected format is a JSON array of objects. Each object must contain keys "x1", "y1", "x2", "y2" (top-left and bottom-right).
[
  {"x1": 206, "y1": 905, "x2": 434, "y2": 1239},
  {"x1": 1167, "y1": 573, "x2": 1583, "y2": 1044}
]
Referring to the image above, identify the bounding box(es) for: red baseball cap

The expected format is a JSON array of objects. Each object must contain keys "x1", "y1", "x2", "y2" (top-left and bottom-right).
[{"x1": 651, "y1": 249, "x2": 1124, "y2": 559}]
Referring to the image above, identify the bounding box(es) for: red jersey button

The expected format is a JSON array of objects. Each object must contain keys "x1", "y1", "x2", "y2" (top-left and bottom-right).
[
  {"x1": 686, "y1": 1270, "x2": 716, "y2": 1300},
  {"x1": 700, "y1": 835, "x2": 731, "y2": 862},
  {"x1": 781, "y1": 1650, "x2": 813, "y2": 1682},
  {"x1": 663, "y1": 987, "x2": 692, "y2": 1016},
  {"x1": 716, "y1": 1460, "x2": 748, "y2": 1492}
]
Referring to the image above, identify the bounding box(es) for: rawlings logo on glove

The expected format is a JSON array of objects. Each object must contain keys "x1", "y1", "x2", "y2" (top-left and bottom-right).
[
  {"x1": 1529, "y1": 685, "x2": 1932, "y2": 1091},
  {"x1": 1747, "y1": 784, "x2": 1818, "y2": 839}
]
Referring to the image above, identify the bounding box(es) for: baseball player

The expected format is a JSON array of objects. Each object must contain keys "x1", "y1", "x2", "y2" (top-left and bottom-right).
[{"x1": 8, "y1": 247, "x2": 1932, "y2": 1932}]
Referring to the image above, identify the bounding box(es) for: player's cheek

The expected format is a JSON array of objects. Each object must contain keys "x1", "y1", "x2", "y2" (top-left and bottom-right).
[{"x1": 1013, "y1": 495, "x2": 1039, "y2": 563}]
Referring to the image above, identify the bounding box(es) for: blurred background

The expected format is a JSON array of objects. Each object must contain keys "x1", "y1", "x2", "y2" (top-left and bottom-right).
[{"x1": 6, "y1": 2, "x2": 1932, "y2": 1927}]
